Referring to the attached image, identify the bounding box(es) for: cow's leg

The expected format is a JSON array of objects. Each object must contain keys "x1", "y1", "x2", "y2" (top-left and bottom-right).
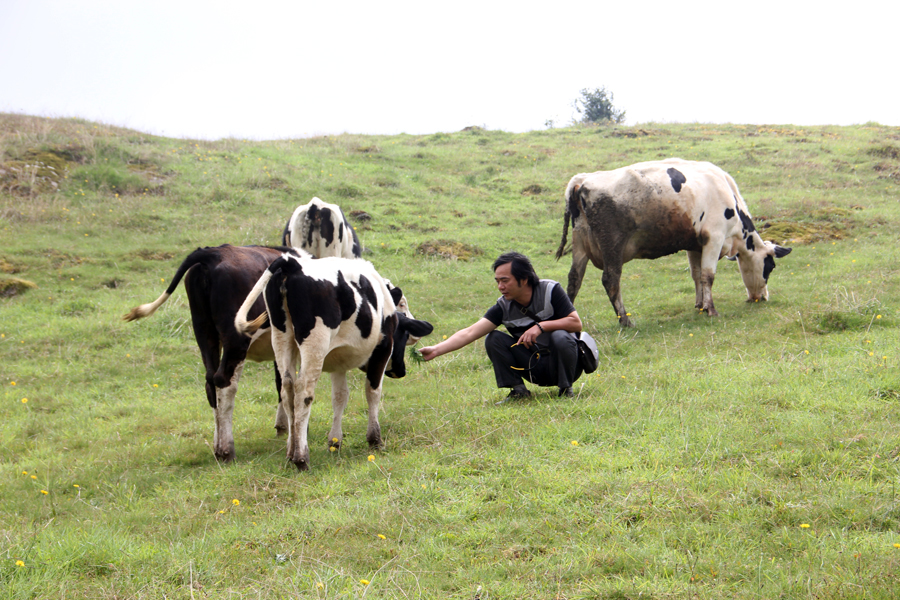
[
  {"x1": 565, "y1": 240, "x2": 591, "y2": 301},
  {"x1": 363, "y1": 327, "x2": 393, "y2": 450},
  {"x1": 212, "y1": 361, "x2": 243, "y2": 462},
  {"x1": 687, "y1": 250, "x2": 703, "y2": 309},
  {"x1": 288, "y1": 330, "x2": 329, "y2": 471},
  {"x1": 327, "y1": 371, "x2": 350, "y2": 450},
  {"x1": 290, "y1": 353, "x2": 324, "y2": 471},
  {"x1": 600, "y1": 254, "x2": 632, "y2": 327},
  {"x1": 273, "y1": 362, "x2": 288, "y2": 437},
  {"x1": 364, "y1": 379, "x2": 384, "y2": 450},
  {"x1": 270, "y1": 322, "x2": 300, "y2": 463},
  {"x1": 697, "y1": 243, "x2": 722, "y2": 317}
]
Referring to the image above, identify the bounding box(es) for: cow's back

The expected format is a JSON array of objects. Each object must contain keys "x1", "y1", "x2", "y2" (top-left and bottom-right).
[{"x1": 577, "y1": 160, "x2": 740, "y2": 262}]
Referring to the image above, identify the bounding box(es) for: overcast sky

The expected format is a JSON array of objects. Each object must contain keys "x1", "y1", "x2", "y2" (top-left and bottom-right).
[{"x1": 1, "y1": 1, "x2": 896, "y2": 140}]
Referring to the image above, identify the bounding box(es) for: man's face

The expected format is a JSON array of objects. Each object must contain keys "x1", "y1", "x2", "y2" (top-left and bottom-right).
[{"x1": 494, "y1": 262, "x2": 527, "y2": 304}]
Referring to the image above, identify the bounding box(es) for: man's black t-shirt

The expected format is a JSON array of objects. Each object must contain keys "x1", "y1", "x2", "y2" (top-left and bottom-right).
[{"x1": 484, "y1": 279, "x2": 575, "y2": 339}]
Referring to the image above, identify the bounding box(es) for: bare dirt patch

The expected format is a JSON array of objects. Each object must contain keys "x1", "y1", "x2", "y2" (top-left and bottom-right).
[
  {"x1": 41, "y1": 249, "x2": 85, "y2": 269},
  {"x1": 416, "y1": 240, "x2": 483, "y2": 261}
]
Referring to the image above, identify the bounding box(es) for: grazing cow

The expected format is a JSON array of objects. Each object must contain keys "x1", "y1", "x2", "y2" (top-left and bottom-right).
[
  {"x1": 556, "y1": 159, "x2": 791, "y2": 327},
  {"x1": 234, "y1": 253, "x2": 434, "y2": 471},
  {"x1": 122, "y1": 244, "x2": 308, "y2": 461},
  {"x1": 282, "y1": 197, "x2": 362, "y2": 259},
  {"x1": 281, "y1": 197, "x2": 421, "y2": 341}
]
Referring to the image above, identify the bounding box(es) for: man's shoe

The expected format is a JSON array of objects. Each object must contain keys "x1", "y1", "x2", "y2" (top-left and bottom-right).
[
  {"x1": 507, "y1": 384, "x2": 532, "y2": 399},
  {"x1": 559, "y1": 387, "x2": 574, "y2": 398}
]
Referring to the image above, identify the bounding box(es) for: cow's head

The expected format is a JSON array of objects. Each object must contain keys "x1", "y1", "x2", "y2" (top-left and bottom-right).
[
  {"x1": 384, "y1": 286, "x2": 434, "y2": 379},
  {"x1": 736, "y1": 234, "x2": 792, "y2": 302}
]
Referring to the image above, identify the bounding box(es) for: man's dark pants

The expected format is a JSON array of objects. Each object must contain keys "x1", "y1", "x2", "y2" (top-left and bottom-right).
[{"x1": 484, "y1": 329, "x2": 582, "y2": 390}]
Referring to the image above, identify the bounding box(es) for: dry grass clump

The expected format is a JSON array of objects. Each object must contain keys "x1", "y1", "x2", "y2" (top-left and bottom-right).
[
  {"x1": 415, "y1": 239, "x2": 483, "y2": 261},
  {"x1": 0, "y1": 276, "x2": 37, "y2": 297}
]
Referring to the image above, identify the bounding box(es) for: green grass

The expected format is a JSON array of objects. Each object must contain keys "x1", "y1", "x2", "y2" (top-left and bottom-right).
[{"x1": 2, "y1": 113, "x2": 900, "y2": 598}]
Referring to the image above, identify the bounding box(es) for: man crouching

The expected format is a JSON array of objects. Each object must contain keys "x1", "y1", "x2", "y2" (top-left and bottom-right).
[{"x1": 420, "y1": 252, "x2": 583, "y2": 399}]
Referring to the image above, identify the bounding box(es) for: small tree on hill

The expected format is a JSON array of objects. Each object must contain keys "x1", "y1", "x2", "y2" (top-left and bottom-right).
[{"x1": 574, "y1": 87, "x2": 626, "y2": 125}]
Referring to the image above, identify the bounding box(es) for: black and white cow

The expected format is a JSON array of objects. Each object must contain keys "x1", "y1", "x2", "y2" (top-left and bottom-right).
[
  {"x1": 282, "y1": 197, "x2": 362, "y2": 259},
  {"x1": 556, "y1": 158, "x2": 792, "y2": 327},
  {"x1": 123, "y1": 244, "x2": 308, "y2": 461},
  {"x1": 234, "y1": 253, "x2": 434, "y2": 471}
]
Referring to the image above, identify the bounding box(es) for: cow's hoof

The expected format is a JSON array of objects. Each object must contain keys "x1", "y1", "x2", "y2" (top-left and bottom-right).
[
  {"x1": 290, "y1": 447, "x2": 310, "y2": 471},
  {"x1": 367, "y1": 434, "x2": 383, "y2": 449},
  {"x1": 274, "y1": 426, "x2": 288, "y2": 438},
  {"x1": 215, "y1": 450, "x2": 235, "y2": 463},
  {"x1": 328, "y1": 437, "x2": 341, "y2": 450}
]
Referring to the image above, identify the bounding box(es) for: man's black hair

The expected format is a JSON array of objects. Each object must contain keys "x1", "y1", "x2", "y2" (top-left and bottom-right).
[{"x1": 493, "y1": 252, "x2": 539, "y2": 287}]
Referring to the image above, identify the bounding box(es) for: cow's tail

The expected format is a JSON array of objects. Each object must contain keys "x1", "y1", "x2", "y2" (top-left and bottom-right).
[
  {"x1": 122, "y1": 248, "x2": 212, "y2": 322},
  {"x1": 234, "y1": 255, "x2": 288, "y2": 336},
  {"x1": 555, "y1": 181, "x2": 580, "y2": 260}
]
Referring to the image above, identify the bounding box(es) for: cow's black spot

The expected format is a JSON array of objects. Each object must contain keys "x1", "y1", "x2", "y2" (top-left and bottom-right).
[
  {"x1": 738, "y1": 208, "x2": 755, "y2": 232},
  {"x1": 352, "y1": 275, "x2": 379, "y2": 310},
  {"x1": 281, "y1": 261, "x2": 348, "y2": 342},
  {"x1": 336, "y1": 272, "x2": 358, "y2": 322},
  {"x1": 303, "y1": 396, "x2": 313, "y2": 407},
  {"x1": 266, "y1": 271, "x2": 288, "y2": 332},
  {"x1": 746, "y1": 235, "x2": 756, "y2": 251},
  {"x1": 667, "y1": 168, "x2": 686, "y2": 193},
  {"x1": 318, "y1": 207, "x2": 336, "y2": 247},
  {"x1": 724, "y1": 208, "x2": 735, "y2": 220},
  {"x1": 699, "y1": 211, "x2": 705, "y2": 222},
  {"x1": 338, "y1": 221, "x2": 344, "y2": 243},
  {"x1": 355, "y1": 296, "x2": 373, "y2": 338}
]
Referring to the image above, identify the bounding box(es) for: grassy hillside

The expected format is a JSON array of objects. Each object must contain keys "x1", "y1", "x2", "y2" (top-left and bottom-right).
[{"x1": 1, "y1": 113, "x2": 899, "y2": 598}]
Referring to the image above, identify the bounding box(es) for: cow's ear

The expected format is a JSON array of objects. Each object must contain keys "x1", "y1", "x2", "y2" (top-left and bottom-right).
[
  {"x1": 389, "y1": 286, "x2": 403, "y2": 306},
  {"x1": 399, "y1": 314, "x2": 434, "y2": 337},
  {"x1": 774, "y1": 245, "x2": 792, "y2": 258}
]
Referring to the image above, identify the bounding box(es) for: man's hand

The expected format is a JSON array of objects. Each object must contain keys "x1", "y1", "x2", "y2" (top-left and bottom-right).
[
  {"x1": 516, "y1": 325, "x2": 543, "y2": 349},
  {"x1": 419, "y1": 346, "x2": 439, "y2": 361}
]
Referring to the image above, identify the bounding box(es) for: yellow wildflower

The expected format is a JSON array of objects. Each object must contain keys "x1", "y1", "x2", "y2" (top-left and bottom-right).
[
  {"x1": 378, "y1": 534, "x2": 386, "y2": 540},
  {"x1": 360, "y1": 579, "x2": 370, "y2": 586},
  {"x1": 800, "y1": 523, "x2": 810, "y2": 528},
  {"x1": 16, "y1": 560, "x2": 24, "y2": 567},
  {"x1": 40, "y1": 490, "x2": 48, "y2": 495},
  {"x1": 367, "y1": 455, "x2": 375, "y2": 462},
  {"x1": 232, "y1": 499, "x2": 240, "y2": 506},
  {"x1": 571, "y1": 440, "x2": 579, "y2": 446}
]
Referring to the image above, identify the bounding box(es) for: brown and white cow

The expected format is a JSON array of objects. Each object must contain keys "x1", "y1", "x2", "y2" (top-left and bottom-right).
[
  {"x1": 282, "y1": 197, "x2": 362, "y2": 259},
  {"x1": 234, "y1": 253, "x2": 434, "y2": 471},
  {"x1": 556, "y1": 158, "x2": 791, "y2": 327}
]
